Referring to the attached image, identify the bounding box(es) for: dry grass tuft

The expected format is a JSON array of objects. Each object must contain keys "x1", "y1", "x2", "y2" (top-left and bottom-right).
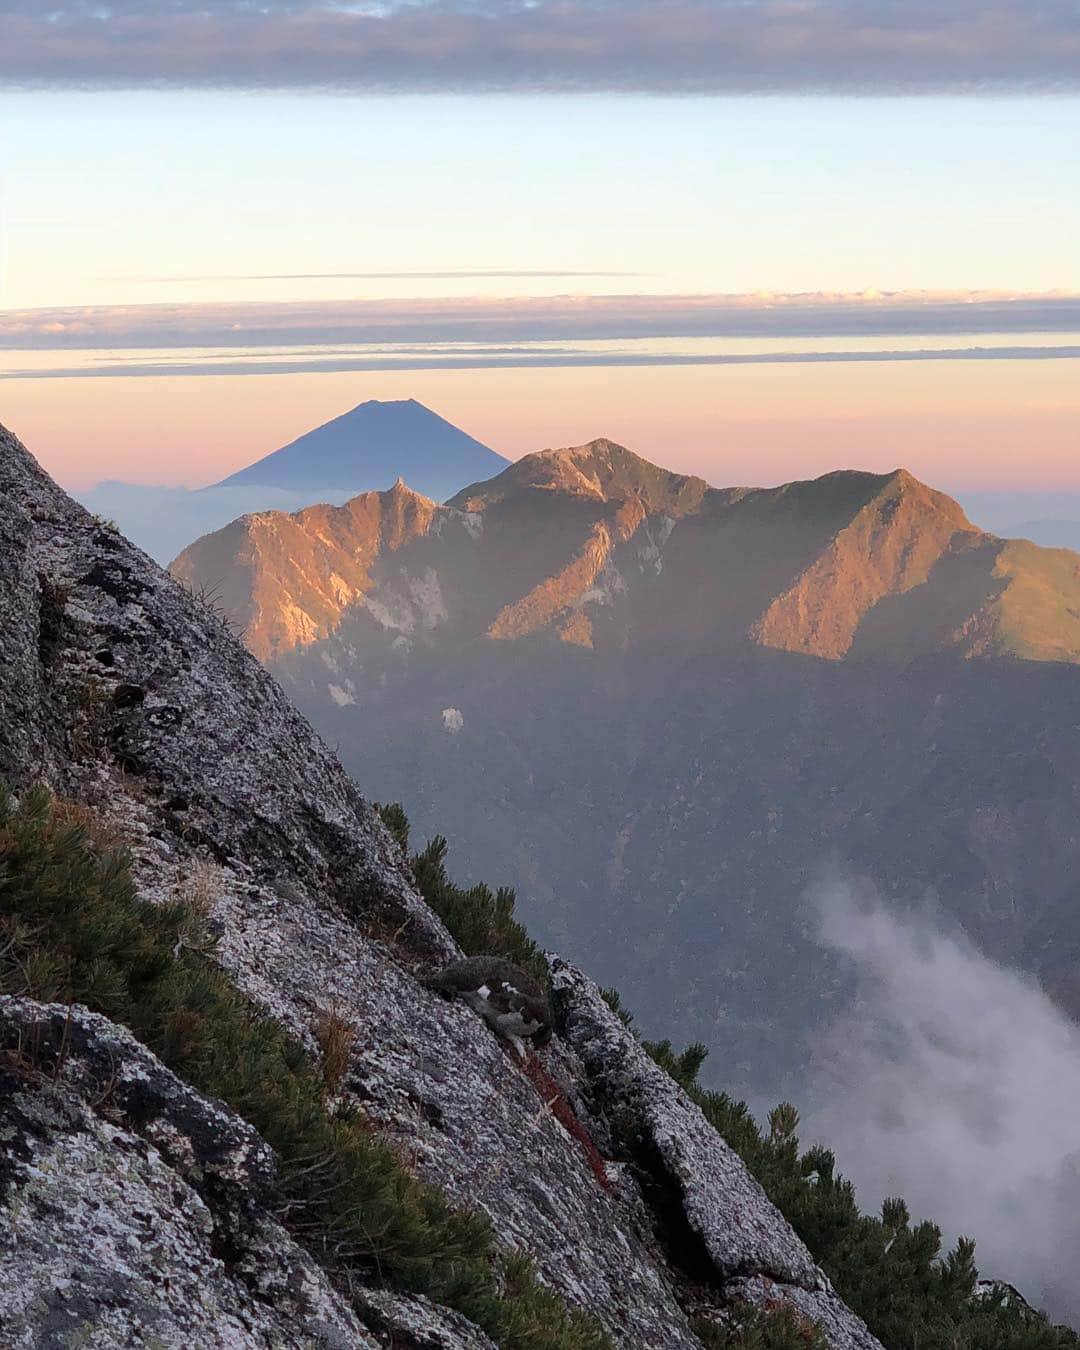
[
  {"x1": 175, "y1": 859, "x2": 221, "y2": 920},
  {"x1": 52, "y1": 798, "x2": 133, "y2": 857},
  {"x1": 171, "y1": 859, "x2": 223, "y2": 955},
  {"x1": 314, "y1": 1002, "x2": 355, "y2": 1093}
]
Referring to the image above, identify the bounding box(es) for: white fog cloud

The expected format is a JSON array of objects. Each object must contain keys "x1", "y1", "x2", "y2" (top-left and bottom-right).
[{"x1": 807, "y1": 877, "x2": 1080, "y2": 1325}]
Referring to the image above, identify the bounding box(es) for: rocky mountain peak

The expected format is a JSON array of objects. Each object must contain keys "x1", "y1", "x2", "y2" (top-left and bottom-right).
[
  {"x1": 451, "y1": 438, "x2": 711, "y2": 517},
  {"x1": 876, "y1": 465, "x2": 975, "y2": 527},
  {"x1": 170, "y1": 479, "x2": 442, "y2": 660},
  {"x1": 750, "y1": 464, "x2": 983, "y2": 660}
]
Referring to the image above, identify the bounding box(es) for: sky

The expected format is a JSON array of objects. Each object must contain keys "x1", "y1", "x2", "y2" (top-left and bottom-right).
[{"x1": 1, "y1": 2, "x2": 1079, "y2": 494}]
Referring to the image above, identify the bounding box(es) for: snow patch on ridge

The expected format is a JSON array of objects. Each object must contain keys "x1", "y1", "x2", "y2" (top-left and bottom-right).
[
  {"x1": 409, "y1": 568, "x2": 448, "y2": 629},
  {"x1": 362, "y1": 568, "x2": 447, "y2": 635}
]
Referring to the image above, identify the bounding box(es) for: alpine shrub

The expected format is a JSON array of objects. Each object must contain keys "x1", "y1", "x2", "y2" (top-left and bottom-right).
[{"x1": 0, "y1": 784, "x2": 610, "y2": 1350}]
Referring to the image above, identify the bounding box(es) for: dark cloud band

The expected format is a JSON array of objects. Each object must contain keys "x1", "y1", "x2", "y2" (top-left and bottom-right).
[
  {"x1": 6, "y1": 344, "x2": 1080, "y2": 381},
  {"x1": 5, "y1": 290, "x2": 1080, "y2": 350},
  {"x1": 2, "y1": 1, "x2": 1079, "y2": 92}
]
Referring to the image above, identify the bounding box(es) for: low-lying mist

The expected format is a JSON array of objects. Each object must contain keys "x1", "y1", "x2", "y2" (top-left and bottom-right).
[
  {"x1": 806, "y1": 876, "x2": 1080, "y2": 1326},
  {"x1": 74, "y1": 481, "x2": 357, "y2": 565}
]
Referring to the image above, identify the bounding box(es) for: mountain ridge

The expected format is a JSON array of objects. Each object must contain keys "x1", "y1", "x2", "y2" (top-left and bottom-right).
[{"x1": 176, "y1": 438, "x2": 1080, "y2": 668}]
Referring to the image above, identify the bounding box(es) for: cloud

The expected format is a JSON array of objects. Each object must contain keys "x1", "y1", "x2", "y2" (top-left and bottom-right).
[
  {"x1": 11, "y1": 342, "x2": 1080, "y2": 381},
  {"x1": 2, "y1": 1, "x2": 1080, "y2": 93},
  {"x1": 5, "y1": 289, "x2": 1080, "y2": 352},
  {"x1": 7, "y1": 290, "x2": 1080, "y2": 378},
  {"x1": 74, "y1": 480, "x2": 358, "y2": 564},
  {"x1": 806, "y1": 876, "x2": 1080, "y2": 1326}
]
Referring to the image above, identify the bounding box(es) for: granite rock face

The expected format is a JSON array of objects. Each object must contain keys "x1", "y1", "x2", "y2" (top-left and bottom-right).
[
  {"x1": 0, "y1": 422, "x2": 882, "y2": 1348},
  {"x1": 551, "y1": 962, "x2": 884, "y2": 1350},
  {"x1": 552, "y1": 961, "x2": 824, "y2": 1289},
  {"x1": 0, "y1": 998, "x2": 375, "y2": 1350}
]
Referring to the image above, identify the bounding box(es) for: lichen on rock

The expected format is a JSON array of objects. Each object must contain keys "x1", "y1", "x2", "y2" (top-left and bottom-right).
[{"x1": 0, "y1": 998, "x2": 375, "y2": 1350}]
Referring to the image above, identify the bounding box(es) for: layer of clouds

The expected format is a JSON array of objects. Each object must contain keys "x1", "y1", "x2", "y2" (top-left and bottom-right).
[
  {"x1": 75, "y1": 480, "x2": 357, "y2": 564},
  {"x1": 2, "y1": 1, "x2": 1080, "y2": 92},
  {"x1": 806, "y1": 877, "x2": 1080, "y2": 1326},
  {"x1": 6, "y1": 290, "x2": 1080, "y2": 350},
  {"x1": 12, "y1": 343, "x2": 1080, "y2": 381}
]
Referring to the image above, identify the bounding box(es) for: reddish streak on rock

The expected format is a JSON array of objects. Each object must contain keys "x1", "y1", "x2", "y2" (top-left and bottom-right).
[{"x1": 522, "y1": 1052, "x2": 613, "y2": 1192}]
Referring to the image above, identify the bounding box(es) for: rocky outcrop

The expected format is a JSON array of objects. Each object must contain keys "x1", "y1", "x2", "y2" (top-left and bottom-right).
[
  {"x1": 552, "y1": 964, "x2": 882, "y2": 1349},
  {"x1": 0, "y1": 421, "x2": 882, "y2": 1348},
  {"x1": 553, "y1": 963, "x2": 822, "y2": 1288},
  {"x1": 0, "y1": 998, "x2": 375, "y2": 1350},
  {"x1": 158, "y1": 817, "x2": 705, "y2": 1347}
]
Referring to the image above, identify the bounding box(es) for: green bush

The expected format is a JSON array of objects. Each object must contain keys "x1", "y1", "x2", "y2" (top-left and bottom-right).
[
  {"x1": 693, "y1": 1303, "x2": 829, "y2": 1349},
  {"x1": 0, "y1": 784, "x2": 609, "y2": 1350},
  {"x1": 375, "y1": 800, "x2": 411, "y2": 854},
  {"x1": 377, "y1": 804, "x2": 550, "y2": 991}
]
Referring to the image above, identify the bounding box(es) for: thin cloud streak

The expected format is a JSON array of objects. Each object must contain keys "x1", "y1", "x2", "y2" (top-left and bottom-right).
[
  {"x1": 5, "y1": 290, "x2": 1080, "y2": 351},
  {"x1": 120, "y1": 270, "x2": 648, "y2": 283},
  {"x1": 3, "y1": 1, "x2": 1080, "y2": 92},
  {"x1": 7, "y1": 343, "x2": 1080, "y2": 380}
]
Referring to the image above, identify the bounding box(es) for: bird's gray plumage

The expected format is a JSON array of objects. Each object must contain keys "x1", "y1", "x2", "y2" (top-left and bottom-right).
[{"x1": 424, "y1": 955, "x2": 552, "y2": 1054}]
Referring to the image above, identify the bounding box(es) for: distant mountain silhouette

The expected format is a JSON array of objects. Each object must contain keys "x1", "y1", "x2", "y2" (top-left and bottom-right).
[{"x1": 213, "y1": 398, "x2": 507, "y2": 502}]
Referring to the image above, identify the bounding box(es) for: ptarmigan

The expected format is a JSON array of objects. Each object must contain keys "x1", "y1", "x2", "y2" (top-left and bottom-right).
[{"x1": 425, "y1": 955, "x2": 552, "y2": 1057}]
